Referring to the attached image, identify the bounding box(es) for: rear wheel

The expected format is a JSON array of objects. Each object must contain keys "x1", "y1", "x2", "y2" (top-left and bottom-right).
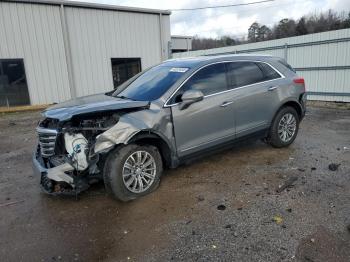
[
  {"x1": 103, "y1": 144, "x2": 163, "y2": 201},
  {"x1": 268, "y1": 106, "x2": 299, "y2": 148}
]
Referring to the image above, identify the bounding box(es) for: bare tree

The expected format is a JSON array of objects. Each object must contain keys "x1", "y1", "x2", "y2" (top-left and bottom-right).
[{"x1": 191, "y1": 9, "x2": 350, "y2": 51}]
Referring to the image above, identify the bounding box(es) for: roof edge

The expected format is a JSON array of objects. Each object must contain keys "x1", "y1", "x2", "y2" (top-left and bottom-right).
[
  {"x1": 171, "y1": 35, "x2": 193, "y2": 39},
  {"x1": 2, "y1": 0, "x2": 171, "y2": 15}
]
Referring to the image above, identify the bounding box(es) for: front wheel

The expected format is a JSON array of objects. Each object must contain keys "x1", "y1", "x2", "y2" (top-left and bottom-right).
[
  {"x1": 103, "y1": 144, "x2": 163, "y2": 201},
  {"x1": 268, "y1": 106, "x2": 299, "y2": 148}
]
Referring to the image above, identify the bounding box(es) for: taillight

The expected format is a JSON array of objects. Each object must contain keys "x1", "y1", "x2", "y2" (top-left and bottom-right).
[{"x1": 293, "y1": 77, "x2": 305, "y2": 92}]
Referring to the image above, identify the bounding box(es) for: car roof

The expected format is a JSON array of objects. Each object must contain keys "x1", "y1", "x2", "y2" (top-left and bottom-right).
[{"x1": 163, "y1": 54, "x2": 280, "y2": 69}]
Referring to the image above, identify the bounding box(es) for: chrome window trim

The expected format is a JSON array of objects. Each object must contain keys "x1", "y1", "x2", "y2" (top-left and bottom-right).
[{"x1": 163, "y1": 60, "x2": 285, "y2": 107}]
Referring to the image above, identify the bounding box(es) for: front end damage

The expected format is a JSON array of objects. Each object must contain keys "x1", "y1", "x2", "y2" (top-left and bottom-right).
[
  {"x1": 32, "y1": 99, "x2": 176, "y2": 196},
  {"x1": 33, "y1": 114, "x2": 120, "y2": 195}
]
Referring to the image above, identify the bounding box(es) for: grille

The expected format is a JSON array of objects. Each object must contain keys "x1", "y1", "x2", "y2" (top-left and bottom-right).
[{"x1": 37, "y1": 127, "x2": 58, "y2": 157}]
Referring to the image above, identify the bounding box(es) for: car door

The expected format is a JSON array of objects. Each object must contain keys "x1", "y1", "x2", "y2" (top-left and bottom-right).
[
  {"x1": 226, "y1": 61, "x2": 283, "y2": 137},
  {"x1": 168, "y1": 62, "x2": 236, "y2": 157}
]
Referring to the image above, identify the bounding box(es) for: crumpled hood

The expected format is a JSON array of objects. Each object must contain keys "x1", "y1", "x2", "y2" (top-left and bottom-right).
[{"x1": 43, "y1": 93, "x2": 150, "y2": 121}]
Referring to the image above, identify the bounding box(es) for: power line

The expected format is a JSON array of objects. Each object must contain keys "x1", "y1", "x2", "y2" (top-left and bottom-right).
[{"x1": 171, "y1": 0, "x2": 275, "y2": 11}]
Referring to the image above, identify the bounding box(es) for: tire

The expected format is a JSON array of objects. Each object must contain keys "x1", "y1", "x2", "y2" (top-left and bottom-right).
[
  {"x1": 103, "y1": 144, "x2": 163, "y2": 201},
  {"x1": 268, "y1": 106, "x2": 299, "y2": 148}
]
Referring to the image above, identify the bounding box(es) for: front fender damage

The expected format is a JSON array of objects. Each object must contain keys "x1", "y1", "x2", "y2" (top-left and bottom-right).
[
  {"x1": 94, "y1": 114, "x2": 146, "y2": 153},
  {"x1": 94, "y1": 107, "x2": 175, "y2": 155}
]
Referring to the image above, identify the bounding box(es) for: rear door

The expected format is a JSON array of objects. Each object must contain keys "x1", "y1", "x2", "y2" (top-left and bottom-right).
[
  {"x1": 226, "y1": 61, "x2": 283, "y2": 137},
  {"x1": 169, "y1": 62, "x2": 236, "y2": 157}
]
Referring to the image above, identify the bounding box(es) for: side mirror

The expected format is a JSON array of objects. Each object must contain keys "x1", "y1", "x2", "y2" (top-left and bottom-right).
[{"x1": 179, "y1": 90, "x2": 204, "y2": 110}]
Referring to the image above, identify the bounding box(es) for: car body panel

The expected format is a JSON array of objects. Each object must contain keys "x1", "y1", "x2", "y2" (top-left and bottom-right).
[
  {"x1": 171, "y1": 92, "x2": 236, "y2": 156},
  {"x1": 43, "y1": 93, "x2": 150, "y2": 121}
]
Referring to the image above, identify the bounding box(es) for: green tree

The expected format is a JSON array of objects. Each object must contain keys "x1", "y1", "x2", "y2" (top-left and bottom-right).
[
  {"x1": 342, "y1": 12, "x2": 350, "y2": 28},
  {"x1": 258, "y1": 25, "x2": 272, "y2": 41},
  {"x1": 221, "y1": 36, "x2": 236, "y2": 46},
  {"x1": 274, "y1": 19, "x2": 296, "y2": 39},
  {"x1": 248, "y1": 22, "x2": 260, "y2": 42},
  {"x1": 296, "y1": 17, "x2": 308, "y2": 35}
]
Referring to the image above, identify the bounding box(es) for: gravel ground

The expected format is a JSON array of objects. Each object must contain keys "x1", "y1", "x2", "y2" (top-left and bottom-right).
[{"x1": 0, "y1": 106, "x2": 349, "y2": 262}]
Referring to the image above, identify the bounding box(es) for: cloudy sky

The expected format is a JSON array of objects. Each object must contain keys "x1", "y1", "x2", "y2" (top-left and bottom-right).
[{"x1": 70, "y1": 0, "x2": 350, "y2": 38}]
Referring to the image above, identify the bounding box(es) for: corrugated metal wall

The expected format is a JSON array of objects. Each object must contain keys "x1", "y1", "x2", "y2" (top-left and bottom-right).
[
  {"x1": 0, "y1": 2, "x2": 71, "y2": 105},
  {"x1": 171, "y1": 36, "x2": 192, "y2": 51},
  {"x1": 0, "y1": 1, "x2": 171, "y2": 105},
  {"x1": 65, "y1": 7, "x2": 170, "y2": 97},
  {"x1": 173, "y1": 29, "x2": 350, "y2": 102}
]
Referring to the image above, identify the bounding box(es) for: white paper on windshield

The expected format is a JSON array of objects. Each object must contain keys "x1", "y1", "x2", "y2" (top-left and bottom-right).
[{"x1": 169, "y1": 67, "x2": 189, "y2": 73}]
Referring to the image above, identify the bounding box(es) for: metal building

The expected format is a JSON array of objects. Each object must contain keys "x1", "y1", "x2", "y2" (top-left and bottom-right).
[
  {"x1": 171, "y1": 35, "x2": 192, "y2": 53},
  {"x1": 173, "y1": 28, "x2": 350, "y2": 102},
  {"x1": 0, "y1": 0, "x2": 171, "y2": 106}
]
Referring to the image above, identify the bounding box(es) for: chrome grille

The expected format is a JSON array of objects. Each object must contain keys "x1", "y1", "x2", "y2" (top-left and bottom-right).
[{"x1": 37, "y1": 127, "x2": 58, "y2": 157}]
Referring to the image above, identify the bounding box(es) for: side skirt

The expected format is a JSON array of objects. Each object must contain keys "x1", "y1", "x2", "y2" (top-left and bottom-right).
[{"x1": 177, "y1": 129, "x2": 269, "y2": 166}]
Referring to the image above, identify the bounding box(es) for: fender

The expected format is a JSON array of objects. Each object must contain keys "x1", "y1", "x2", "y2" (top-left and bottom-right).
[
  {"x1": 270, "y1": 97, "x2": 304, "y2": 123},
  {"x1": 128, "y1": 130, "x2": 179, "y2": 168}
]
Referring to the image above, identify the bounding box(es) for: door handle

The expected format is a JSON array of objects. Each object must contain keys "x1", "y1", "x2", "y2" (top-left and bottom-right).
[
  {"x1": 220, "y1": 101, "x2": 234, "y2": 107},
  {"x1": 268, "y1": 86, "x2": 278, "y2": 91}
]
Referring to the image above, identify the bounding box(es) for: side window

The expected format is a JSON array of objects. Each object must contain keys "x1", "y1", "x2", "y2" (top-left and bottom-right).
[
  {"x1": 173, "y1": 63, "x2": 227, "y2": 103},
  {"x1": 226, "y1": 62, "x2": 265, "y2": 89},
  {"x1": 257, "y1": 62, "x2": 281, "y2": 81}
]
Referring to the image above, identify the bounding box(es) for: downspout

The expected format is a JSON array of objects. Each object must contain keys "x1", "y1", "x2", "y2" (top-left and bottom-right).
[
  {"x1": 159, "y1": 13, "x2": 164, "y2": 61},
  {"x1": 284, "y1": 43, "x2": 288, "y2": 62},
  {"x1": 60, "y1": 4, "x2": 76, "y2": 99}
]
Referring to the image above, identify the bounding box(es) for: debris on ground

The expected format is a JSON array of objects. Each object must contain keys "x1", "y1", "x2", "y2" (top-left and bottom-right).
[
  {"x1": 217, "y1": 205, "x2": 226, "y2": 211},
  {"x1": 298, "y1": 168, "x2": 306, "y2": 172},
  {"x1": 276, "y1": 176, "x2": 298, "y2": 193},
  {"x1": 0, "y1": 199, "x2": 24, "y2": 207},
  {"x1": 347, "y1": 224, "x2": 350, "y2": 233},
  {"x1": 197, "y1": 195, "x2": 204, "y2": 202},
  {"x1": 286, "y1": 208, "x2": 292, "y2": 213},
  {"x1": 328, "y1": 163, "x2": 340, "y2": 171},
  {"x1": 273, "y1": 215, "x2": 283, "y2": 225},
  {"x1": 311, "y1": 167, "x2": 317, "y2": 171}
]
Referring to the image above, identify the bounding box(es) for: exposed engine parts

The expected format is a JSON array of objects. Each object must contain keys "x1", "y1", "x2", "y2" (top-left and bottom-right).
[
  {"x1": 33, "y1": 100, "x2": 173, "y2": 196},
  {"x1": 64, "y1": 133, "x2": 89, "y2": 171}
]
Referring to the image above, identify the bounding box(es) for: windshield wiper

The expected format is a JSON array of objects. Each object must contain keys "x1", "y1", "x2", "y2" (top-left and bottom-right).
[
  {"x1": 116, "y1": 95, "x2": 128, "y2": 99},
  {"x1": 115, "y1": 95, "x2": 136, "y2": 101}
]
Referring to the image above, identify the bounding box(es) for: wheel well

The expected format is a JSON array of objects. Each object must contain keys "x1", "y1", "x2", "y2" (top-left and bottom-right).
[
  {"x1": 280, "y1": 101, "x2": 302, "y2": 119},
  {"x1": 128, "y1": 132, "x2": 173, "y2": 168}
]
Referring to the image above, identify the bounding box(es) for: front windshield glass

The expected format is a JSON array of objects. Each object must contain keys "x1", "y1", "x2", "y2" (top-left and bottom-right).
[{"x1": 113, "y1": 65, "x2": 189, "y2": 101}]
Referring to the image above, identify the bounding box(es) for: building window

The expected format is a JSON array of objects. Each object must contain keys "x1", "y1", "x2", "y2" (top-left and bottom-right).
[
  {"x1": 0, "y1": 59, "x2": 30, "y2": 107},
  {"x1": 111, "y1": 58, "x2": 141, "y2": 88}
]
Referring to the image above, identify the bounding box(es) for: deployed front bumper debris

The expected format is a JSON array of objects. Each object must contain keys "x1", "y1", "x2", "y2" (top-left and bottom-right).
[{"x1": 33, "y1": 147, "x2": 90, "y2": 196}]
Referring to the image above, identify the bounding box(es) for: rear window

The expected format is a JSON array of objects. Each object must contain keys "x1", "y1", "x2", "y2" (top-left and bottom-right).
[
  {"x1": 278, "y1": 59, "x2": 296, "y2": 73},
  {"x1": 226, "y1": 61, "x2": 281, "y2": 89},
  {"x1": 226, "y1": 62, "x2": 264, "y2": 88},
  {"x1": 257, "y1": 62, "x2": 281, "y2": 80}
]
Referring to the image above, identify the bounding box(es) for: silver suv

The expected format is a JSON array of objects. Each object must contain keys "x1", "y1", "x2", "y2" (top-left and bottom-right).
[{"x1": 33, "y1": 55, "x2": 306, "y2": 201}]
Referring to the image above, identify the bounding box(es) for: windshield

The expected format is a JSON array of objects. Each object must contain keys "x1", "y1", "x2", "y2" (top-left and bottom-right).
[{"x1": 113, "y1": 65, "x2": 189, "y2": 101}]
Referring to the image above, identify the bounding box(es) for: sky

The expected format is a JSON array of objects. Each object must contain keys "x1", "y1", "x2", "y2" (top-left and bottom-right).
[{"x1": 68, "y1": 0, "x2": 350, "y2": 38}]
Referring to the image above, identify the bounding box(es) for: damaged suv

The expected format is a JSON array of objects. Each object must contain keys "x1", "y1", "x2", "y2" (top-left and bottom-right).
[{"x1": 33, "y1": 55, "x2": 306, "y2": 201}]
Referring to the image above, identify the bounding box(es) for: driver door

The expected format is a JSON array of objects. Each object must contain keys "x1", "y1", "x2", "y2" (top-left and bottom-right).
[{"x1": 169, "y1": 63, "x2": 236, "y2": 157}]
